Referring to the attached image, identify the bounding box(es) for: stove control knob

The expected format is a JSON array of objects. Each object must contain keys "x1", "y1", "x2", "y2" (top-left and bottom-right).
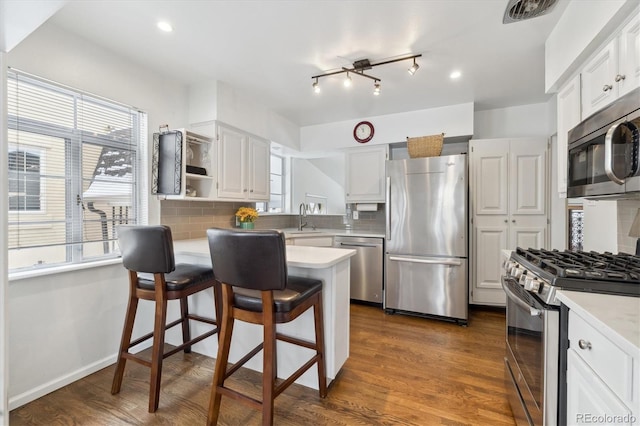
[
  {"x1": 504, "y1": 261, "x2": 516, "y2": 273},
  {"x1": 513, "y1": 267, "x2": 525, "y2": 279},
  {"x1": 524, "y1": 277, "x2": 541, "y2": 293}
]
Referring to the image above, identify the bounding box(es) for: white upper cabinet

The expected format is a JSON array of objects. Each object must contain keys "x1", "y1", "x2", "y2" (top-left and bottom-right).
[
  {"x1": 509, "y1": 140, "x2": 547, "y2": 216},
  {"x1": 217, "y1": 124, "x2": 246, "y2": 199},
  {"x1": 216, "y1": 123, "x2": 270, "y2": 201},
  {"x1": 473, "y1": 139, "x2": 509, "y2": 216},
  {"x1": 345, "y1": 145, "x2": 388, "y2": 203},
  {"x1": 581, "y1": 13, "x2": 640, "y2": 119},
  {"x1": 618, "y1": 13, "x2": 640, "y2": 98},
  {"x1": 581, "y1": 39, "x2": 618, "y2": 118},
  {"x1": 556, "y1": 74, "x2": 582, "y2": 198}
]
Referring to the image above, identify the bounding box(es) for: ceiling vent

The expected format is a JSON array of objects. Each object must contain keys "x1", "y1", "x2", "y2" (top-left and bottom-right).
[{"x1": 503, "y1": 0, "x2": 558, "y2": 24}]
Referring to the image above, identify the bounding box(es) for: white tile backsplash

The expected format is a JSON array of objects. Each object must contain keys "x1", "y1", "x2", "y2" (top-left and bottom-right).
[{"x1": 617, "y1": 199, "x2": 640, "y2": 254}]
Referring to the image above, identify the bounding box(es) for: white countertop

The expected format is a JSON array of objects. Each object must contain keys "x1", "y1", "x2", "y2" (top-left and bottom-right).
[
  {"x1": 174, "y1": 238, "x2": 356, "y2": 269},
  {"x1": 556, "y1": 290, "x2": 640, "y2": 355}
]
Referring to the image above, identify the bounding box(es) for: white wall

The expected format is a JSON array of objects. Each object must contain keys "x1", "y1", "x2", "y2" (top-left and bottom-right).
[
  {"x1": 6, "y1": 22, "x2": 191, "y2": 409},
  {"x1": 300, "y1": 102, "x2": 473, "y2": 153},
  {"x1": 0, "y1": 51, "x2": 8, "y2": 425},
  {"x1": 473, "y1": 102, "x2": 553, "y2": 139},
  {"x1": 0, "y1": 0, "x2": 66, "y2": 52},
  {"x1": 583, "y1": 200, "x2": 619, "y2": 252},
  {"x1": 189, "y1": 80, "x2": 301, "y2": 151},
  {"x1": 617, "y1": 199, "x2": 640, "y2": 254},
  {"x1": 292, "y1": 156, "x2": 345, "y2": 215}
]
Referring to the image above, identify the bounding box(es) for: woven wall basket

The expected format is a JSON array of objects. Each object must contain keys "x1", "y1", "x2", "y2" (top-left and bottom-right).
[{"x1": 407, "y1": 133, "x2": 444, "y2": 158}]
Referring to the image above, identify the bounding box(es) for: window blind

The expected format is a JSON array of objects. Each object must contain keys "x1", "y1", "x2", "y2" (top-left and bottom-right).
[{"x1": 7, "y1": 69, "x2": 146, "y2": 272}]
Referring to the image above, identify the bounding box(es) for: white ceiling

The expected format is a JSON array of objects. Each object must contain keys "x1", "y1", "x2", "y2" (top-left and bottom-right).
[{"x1": 47, "y1": 0, "x2": 568, "y2": 127}]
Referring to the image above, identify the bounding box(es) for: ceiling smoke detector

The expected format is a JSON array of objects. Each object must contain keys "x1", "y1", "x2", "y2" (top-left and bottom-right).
[{"x1": 503, "y1": 0, "x2": 558, "y2": 24}]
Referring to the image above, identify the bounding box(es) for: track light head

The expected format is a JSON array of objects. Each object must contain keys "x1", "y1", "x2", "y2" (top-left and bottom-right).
[
  {"x1": 373, "y1": 81, "x2": 381, "y2": 96},
  {"x1": 312, "y1": 78, "x2": 320, "y2": 94},
  {"x1": 408, "y1": 58, "x2": 420, "y2": 75},
  {"x1": 343, "y1": 72, "x2": 352, "y2": 87}
]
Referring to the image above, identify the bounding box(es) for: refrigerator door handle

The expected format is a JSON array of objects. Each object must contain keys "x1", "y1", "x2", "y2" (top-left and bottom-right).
[
  {"x1": 386, "y1": 176, "x2": 391, "y2": 241},
  {"x1": 388, "y1": 256, "x2": 462, "y2": 267}
]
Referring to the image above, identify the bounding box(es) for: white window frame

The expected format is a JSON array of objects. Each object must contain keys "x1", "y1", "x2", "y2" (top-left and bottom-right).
[
  {"x1": 7, "y1": 69, "x2": 147, "y2": 277},
  {"x1": 256, "y1": 153, "x2": 285, "y2": 213}
]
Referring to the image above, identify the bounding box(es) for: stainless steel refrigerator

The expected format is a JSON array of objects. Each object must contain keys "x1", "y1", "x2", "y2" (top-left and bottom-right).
[{"x1": 384, "y1": 154, "x2": 468, "y2": 324}]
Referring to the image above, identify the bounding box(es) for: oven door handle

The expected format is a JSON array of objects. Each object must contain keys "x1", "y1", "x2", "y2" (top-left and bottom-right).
[
  {"x1": 501, "y1": 276, "x2": 541, "y2": 317},
  {"x1": 604, "y1": 122, "x2": 625, "y2": 185}
]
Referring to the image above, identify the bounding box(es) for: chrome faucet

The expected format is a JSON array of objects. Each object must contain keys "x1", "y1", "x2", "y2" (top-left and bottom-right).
[{"x1": 298, "y1": 203, "x2": 308, "y2": 231}]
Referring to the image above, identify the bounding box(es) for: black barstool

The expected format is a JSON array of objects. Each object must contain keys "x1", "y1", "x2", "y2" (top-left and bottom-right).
[
  {"x1": 206, "y1": 228, "x2": 327, "y2": 426},
  {"x1": 112, "y1": 225, "x2": 221, "y2": 412}
]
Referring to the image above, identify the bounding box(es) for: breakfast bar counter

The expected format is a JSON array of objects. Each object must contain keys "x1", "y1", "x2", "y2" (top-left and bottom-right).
[{"x1": 171, "y1": 238, "x2": 356, "y2": 390}]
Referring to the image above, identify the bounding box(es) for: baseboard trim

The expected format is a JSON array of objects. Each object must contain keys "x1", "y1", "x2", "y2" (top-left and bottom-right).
[{"x1": 8, "y1": 353, "x2": 120, "y2": 411}]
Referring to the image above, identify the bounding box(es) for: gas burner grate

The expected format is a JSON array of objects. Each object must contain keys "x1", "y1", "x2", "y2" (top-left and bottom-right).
[{"x1": 514, "y1": 248, "x2": 640, "y2": 282}]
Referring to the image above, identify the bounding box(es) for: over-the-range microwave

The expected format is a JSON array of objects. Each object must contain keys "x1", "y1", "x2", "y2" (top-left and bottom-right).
[{"x1": 567, "y1": 87, "x2": 640, "y2": 199}]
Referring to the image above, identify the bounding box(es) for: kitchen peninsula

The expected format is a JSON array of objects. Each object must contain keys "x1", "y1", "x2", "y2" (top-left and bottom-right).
[{"x1": 172, "y1": 238, "x2": 356, "y2": 390}]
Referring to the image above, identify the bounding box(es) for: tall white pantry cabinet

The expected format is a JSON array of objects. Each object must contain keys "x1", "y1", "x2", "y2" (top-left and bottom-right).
[{"x1": 469, "y1": 138, "x2": 549, "y2": 306}]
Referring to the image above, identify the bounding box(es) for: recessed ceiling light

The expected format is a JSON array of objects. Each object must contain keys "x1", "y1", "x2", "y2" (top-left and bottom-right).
[
  {"x1": 157, "y1": 21, "x2": 173, "y2": 32},
  {"x1": 450, "y1": 70, "x2": 462, "y2": 79}
]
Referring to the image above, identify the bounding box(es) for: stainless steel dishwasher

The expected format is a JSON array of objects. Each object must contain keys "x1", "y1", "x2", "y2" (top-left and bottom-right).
[{"x1": 333, "y1": 236, "x2": 383, "y2": 305}]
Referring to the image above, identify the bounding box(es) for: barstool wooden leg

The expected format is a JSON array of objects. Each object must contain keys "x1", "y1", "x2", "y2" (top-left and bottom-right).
[
  {"x1": 180, "y1": 297, "x2": 192, "y2": 353},
  {"x1": 149, "y1": 275, "x2": 169, "y2": 413},
  {"x1": 112, "y1": 271, "x2": 139, "y2": 395},
  {"x1": 213, "y1": 283, "x2": 223, "y2": 341},
  {"x1": 314, "y1": 293, "x2": 327, "y2": 398},
  {"x1": 262, "y1": 291, "x2": 277, "y2": 426},
  {"x1": 207, "y1": 285, "x2": 235, "y2": 426}
]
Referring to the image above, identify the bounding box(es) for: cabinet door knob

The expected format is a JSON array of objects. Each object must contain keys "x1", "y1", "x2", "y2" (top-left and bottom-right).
[
  {"x1": 578, "y1": 339, "x2": 592, "y2": 350},
  {"x1": 504, "y1": 219, "x2": 508, "y2": 223},
  {"x1": 243, "y1": 189, "x2": 248, "y2": 192},
  {"x1": 512, "y1": 219, "x2": 516, "y2": 223},
  {"x1": 615, "y1": 74, "x2": 626, "y2": 82},
  {"x1": 250, "y1": 189, "x2": 254, "y2": 193},
  {"x1": 602, "y1": 84, "x2": 613, "y2": 92}
]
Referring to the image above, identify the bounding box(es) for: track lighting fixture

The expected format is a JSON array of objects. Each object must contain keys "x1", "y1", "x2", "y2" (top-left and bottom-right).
[
  {"x1": 373, "y1": 81, "x2": 381, "y2": 96},
  {"x1": 408, "y1": 58, "x2": 420, "y2": 75},
  {"x1": 311, "y1": 54, "x2": 421, "y2": 95}
]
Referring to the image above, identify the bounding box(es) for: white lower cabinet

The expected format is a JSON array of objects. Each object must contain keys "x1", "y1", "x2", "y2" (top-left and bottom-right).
[{"x1": 566, "y1": 310, "x2": 638, "y2": 425}]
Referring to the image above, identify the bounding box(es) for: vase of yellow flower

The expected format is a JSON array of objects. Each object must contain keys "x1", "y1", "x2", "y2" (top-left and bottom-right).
[{"x1": 235, "y1": 207, "x2": 258, "y2": 229}]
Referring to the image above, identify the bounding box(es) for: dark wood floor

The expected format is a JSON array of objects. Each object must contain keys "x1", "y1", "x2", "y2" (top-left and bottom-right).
[{"x1": 11, "y1": 305, "x2": 515, "y2": 425}]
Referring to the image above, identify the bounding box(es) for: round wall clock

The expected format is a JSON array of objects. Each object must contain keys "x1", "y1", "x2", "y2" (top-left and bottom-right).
[{"x1": 353, "y1": 121, "x2": 374, "y2": 143}]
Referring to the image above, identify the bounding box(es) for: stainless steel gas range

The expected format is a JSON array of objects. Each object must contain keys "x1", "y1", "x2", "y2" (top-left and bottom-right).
[{"x1": 501, "y1": 248, "x2": 640, "y2": 426}]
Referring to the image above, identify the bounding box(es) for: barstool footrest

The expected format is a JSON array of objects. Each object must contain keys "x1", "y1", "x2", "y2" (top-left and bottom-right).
[
  {"x1": 163, "y1": 327, "x2": 219, "y2": 358},
  {"x1": 274, "y1": 354, "x2": 322, "y2": 398},
  {"x1": 121, "y1": 352, "x2": 152, "y2": 368},
  {"x1": 276, "y1": 333, "x2": 317, "y2": 350},
  {"x1": 225, "y1": 342, "x2": 264, "y2": 379},
  {"x1": 188, "y1": 314, "x2": 218, "y2": 326},
  {"x1": 217, "y1": 386, "x2": 262, "y2": 410}
]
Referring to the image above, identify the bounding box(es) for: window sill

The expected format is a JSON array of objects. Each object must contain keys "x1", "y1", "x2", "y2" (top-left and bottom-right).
[{"x1": 8, "y1": 257, "x2": 123, "y2": 283}]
